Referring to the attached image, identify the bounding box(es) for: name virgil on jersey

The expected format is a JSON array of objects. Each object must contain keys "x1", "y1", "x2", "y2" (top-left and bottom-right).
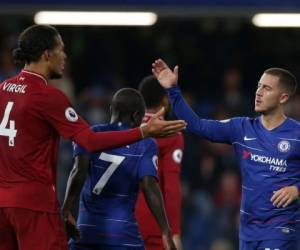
[{"x1": 2, "y1": 82, "x2": 27, "y2": 94}]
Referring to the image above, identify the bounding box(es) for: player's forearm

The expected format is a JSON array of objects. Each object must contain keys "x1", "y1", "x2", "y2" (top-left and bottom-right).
[
  {"x1": 173, "y1": 234, "x2": 183, "y2": 250},
  {"x1": 166, "y1": 86, "x2": 233, "y2": 143},
  {"x1": 63, "y1": 169, "x2": 84, "y2": 208},
  {"x1": 166, "y1": 86, "x2": 204, "y2": 136},
  {"x1": 73, "y1": 127, "x2": 142, "y2": 152},
  {"x1": 63, "y1": 156, "x2": 89, "y2": 210},
  {"x1": 142, "y1": 178, "x2": 172, "y2": 234},
  {"x1": 63, "y1": 170, "x2": 84, "y2": 211}
]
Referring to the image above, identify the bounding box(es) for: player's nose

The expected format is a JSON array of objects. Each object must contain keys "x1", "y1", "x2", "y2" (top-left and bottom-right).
[{"x1": 256, "y1": 87, "x2": 263, "y2": 97}]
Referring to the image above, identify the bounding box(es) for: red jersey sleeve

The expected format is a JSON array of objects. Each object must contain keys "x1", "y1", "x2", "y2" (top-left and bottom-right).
[
  {"x1": 37, "y1": 87, "x2": 89, "y2": 139},
  {"x1": 159, "y1": 133, "x2": 184, "y2": 234}
]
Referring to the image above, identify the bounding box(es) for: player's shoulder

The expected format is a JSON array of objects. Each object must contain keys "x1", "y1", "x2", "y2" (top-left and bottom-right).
[
  {"x1": 222, "y1": 116, "x2": 259, "y2": 128},
  {"x1": 286, "y1": 117, "x2": 300, "y2": 128},
  {"x1": 141, "y1": 137, "x2": 157, "y2": 148},
  {"x1": 285, "y1": 118, "x2": 300, "y2": 137},
  {"x1": 219, "y1": 116, "x2": 251, "y2": 123},
  {"x1": 41, "y1": 85, "x2": 67, "y2": 97},
  {"x1": 132, "y1": 138, "x2": 158, "y2": 155},
  {"x1": 33, "y1": 85, "x2": 74, "y2": 108},
  {"x1": 156, "y1": 131, "x2": 183, "y2": 148}
]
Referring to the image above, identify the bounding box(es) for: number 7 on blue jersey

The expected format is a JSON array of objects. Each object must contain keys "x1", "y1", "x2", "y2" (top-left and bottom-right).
[{"x1": 92, "y1": 152, "x2": 125, "y2": 195}]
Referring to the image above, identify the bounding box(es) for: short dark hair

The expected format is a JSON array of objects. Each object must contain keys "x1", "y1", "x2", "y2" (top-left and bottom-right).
[
  {"x1": 13, "y1": 25, "x2": 60, "y2": 64},
  {"x1": 111, "y1": 88, "x2": 145, "y2": 117},
  {"x1": 138, "y1": 75, "x2": 166, "y2": 109},
  {"x1": 264, "y1": 68, "x2": 297, "y2": 96}
]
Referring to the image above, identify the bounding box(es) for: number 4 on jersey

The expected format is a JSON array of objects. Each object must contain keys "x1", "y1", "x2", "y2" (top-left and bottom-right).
[{"x1": 0, "y1": 102, "x2": 17, "y2": 146}]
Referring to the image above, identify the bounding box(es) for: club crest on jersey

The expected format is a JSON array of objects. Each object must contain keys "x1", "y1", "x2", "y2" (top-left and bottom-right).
[
  {"x1": 65, "y1": 107, "x2": 78, "y2": 122},
  {"x1": 277, "y1": 140, "x2": 290, "y2": 153}
]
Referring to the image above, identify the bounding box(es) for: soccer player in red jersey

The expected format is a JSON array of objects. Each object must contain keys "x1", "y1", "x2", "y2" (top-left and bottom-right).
[
  {"x1": 136, "y1": 76, "x2": 184, "y2": 250},
  {"x1": 0, "y1": 25, "x2": 186, "y2": 250}
]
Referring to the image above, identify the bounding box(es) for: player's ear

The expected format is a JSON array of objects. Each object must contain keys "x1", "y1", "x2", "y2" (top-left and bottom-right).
[
  {"x1": 162, "y1": 95, "x2": 169, "y2": 109},
  {"x1": 279, "y1": 92, "x2": 289, "y2": 104},
  {"x1": 43, "y1": 49, "x2": 51, "y2": 62},
  {"x1": 131, "y1": 110, "x2": 143, "y2": 127}
]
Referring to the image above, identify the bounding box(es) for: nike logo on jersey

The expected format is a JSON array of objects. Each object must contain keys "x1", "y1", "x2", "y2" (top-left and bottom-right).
[{"x1": 244, "y1": 136, "x2": 256, "y2": 141}]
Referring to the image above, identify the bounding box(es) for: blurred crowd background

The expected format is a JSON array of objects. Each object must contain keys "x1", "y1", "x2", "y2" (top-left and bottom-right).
[{"x1": 1, "y1": 5, "x2": 300, "y2": 250}]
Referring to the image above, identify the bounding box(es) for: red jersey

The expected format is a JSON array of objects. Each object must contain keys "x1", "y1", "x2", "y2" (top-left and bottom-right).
[
  {"x1": 135, "y1": 112, "x2": 184, "y2": 236},
  {"x1": 0, "y1": 70, "x2": 91, "y2": 213}
]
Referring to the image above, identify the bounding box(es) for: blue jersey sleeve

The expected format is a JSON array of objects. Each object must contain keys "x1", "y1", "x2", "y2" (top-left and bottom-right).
[
  {"x1": 166, "y1": 86, "x2": 242, "y2": 144},
  {"x1": 138, "y1": 140, "x2": 158, "y2": 179}
]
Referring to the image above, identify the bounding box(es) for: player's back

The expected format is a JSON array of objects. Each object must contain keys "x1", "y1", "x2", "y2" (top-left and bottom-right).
[
  {"x1": 0, "y1": 70, "x2": 62, "y2": 212},
  {"x1": 0, "y1": 70, "x2": 87, "y2": 213},
  {"x1": 73, "y1": 122, "x2": 157, "y2": 247}
]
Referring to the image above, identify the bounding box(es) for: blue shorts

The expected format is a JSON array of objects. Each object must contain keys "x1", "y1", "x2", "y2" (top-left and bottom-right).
[
  {"x1": 69, "y1": 242, "x2": 145, "y2": 250},
  {"x1": 240, "y1": 239, "x2": 298, "y2": 250}
]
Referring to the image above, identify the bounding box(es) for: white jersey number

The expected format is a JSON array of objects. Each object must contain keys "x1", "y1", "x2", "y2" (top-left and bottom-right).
[
  {"x1": 0, "y1": 102, "x2": 17, "y2": 146},
  {"x1": 92, "y1": 152, "x2": 125, "y2": 195}
]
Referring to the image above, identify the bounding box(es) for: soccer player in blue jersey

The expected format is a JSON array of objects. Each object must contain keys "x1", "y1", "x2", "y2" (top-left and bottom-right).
[
  {"x1": 62, "y1": 88, "x2": 177, "y2": 250},
  {"x1": 152, "y1": 59, "x2": 300, "y2": 250}
]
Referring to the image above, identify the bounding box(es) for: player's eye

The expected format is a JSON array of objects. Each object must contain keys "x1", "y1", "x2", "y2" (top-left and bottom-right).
[{"x1": 264, "y1": 86, "x2": 271, "y2": 91}]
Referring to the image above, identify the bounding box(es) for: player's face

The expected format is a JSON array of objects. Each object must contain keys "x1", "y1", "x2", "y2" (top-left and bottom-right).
[
  {"x1": 48, "y1": 35, "x2": 66, "y2": 79},
  {"x1": 255, "y1": 73, "x2": 283, "y2": 114}
]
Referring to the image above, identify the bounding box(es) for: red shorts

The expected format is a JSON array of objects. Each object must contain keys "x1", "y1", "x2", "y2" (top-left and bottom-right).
[
  {"x1": 0, "y1": 207, "x2": 67, "y2": 250},
  {"x1": 143, "y1": 235, "x2": 163, "y2": 250}
]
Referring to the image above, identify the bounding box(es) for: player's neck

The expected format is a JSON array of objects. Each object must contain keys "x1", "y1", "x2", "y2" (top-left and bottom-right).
[
  {"x1": 146, "y1": 104, "x2": 165, "y2": 114},
  {"x1": 110, "y1": 116, "x2": 134, "y2": 128},
  {"x1": 146, "y1": 107, "x2": 159, "y2": 114},
  {"x1": 24, "y1": 63, "x2": 49, "y2": 80},
  {"x1": 261, "y1": 111, "x2": 286, "y2": 131}
]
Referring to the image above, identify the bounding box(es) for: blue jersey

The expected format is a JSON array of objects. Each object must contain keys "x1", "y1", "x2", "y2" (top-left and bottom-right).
[
  {"x1": 71, "y1": 122, "x2": 158, "y2": 247},
  {"x1": 167, "y1": 86, "x2": 300, "y2": 241}
]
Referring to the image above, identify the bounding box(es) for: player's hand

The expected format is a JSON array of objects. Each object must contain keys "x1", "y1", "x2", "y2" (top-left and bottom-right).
[
  {"x1": 63, "y1": 210, "x2": 81, "y2": 241},
  {"x1": 152, "y1": 59, "x2": 179, "y2": 89},
  {"x1": 271, "y1": 185, "x2": 299, "y2": 208},
  {"x1": 141, "y1": 107, "x2": 186, "y2": 138},
  {"x1": 162, "y1": 231, "x2": 177, "y2": 250}
]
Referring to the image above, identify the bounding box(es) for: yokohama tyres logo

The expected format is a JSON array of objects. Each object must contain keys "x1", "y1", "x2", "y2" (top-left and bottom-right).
[{"x1": 242, "y1": 150, "x2": 287, "y2": 172}]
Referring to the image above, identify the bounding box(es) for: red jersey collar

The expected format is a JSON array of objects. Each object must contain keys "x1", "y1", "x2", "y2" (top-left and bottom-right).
[{"x1": 21, "y1": 70, "x2": 48, "y2": 85}]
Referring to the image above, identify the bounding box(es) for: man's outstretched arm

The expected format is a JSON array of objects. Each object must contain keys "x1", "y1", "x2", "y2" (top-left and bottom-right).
[
  {"x1": 73, "y1": 107, "x2": 186, "y2": 152},
  {"x1": 152, "y1": 58, "x2": 236, "y2": 144}
]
